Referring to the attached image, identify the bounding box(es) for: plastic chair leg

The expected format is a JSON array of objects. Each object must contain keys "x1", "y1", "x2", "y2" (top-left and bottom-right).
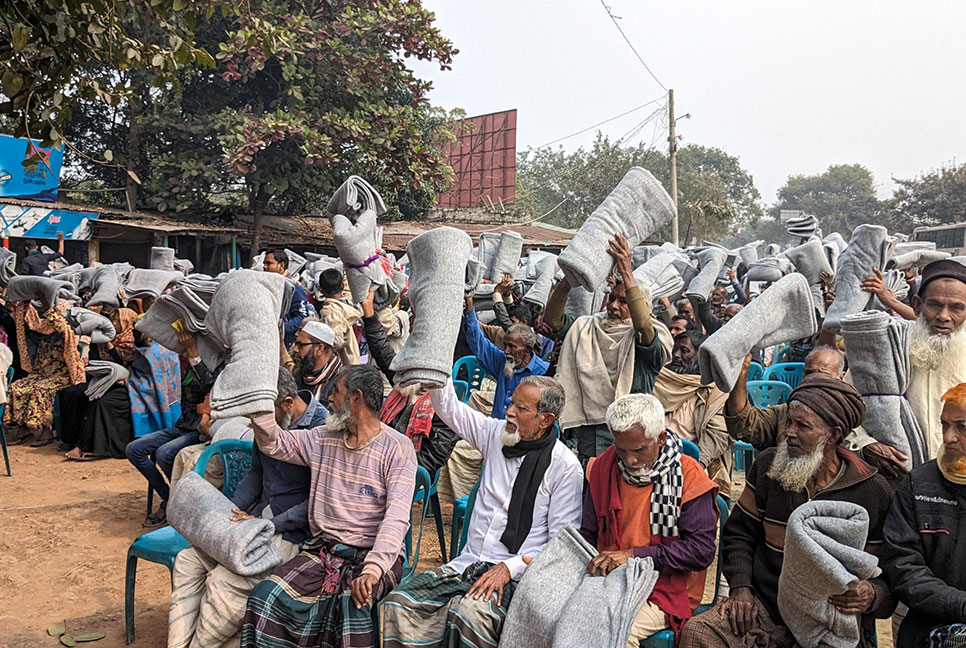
[
  {"x1": 125, "y1": 552, "x2": 138, "y2": 645},
  {"x1": 0, "y1": 422, "x2": 9, "y2": 477},
  {"x1": 450, "y1": 513, "x2": 464, "y2": 562},
  {"x1": 146, "y1": 485, "x2": 154, "y2": 518},
  {"x1": 429, "y1": 492, "x2": 446, "y2": 560}
]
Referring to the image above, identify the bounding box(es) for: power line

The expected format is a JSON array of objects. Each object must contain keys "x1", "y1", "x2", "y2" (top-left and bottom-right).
[
  {"x1": 535, "y1": 96, "x2": 665, "y2": 149},
  {"x1": 599, "y1": 0, "x2": 668, "y2": 92},
  {"x1": 615, "y1": 105, "x2": 666, "y2": 145}
]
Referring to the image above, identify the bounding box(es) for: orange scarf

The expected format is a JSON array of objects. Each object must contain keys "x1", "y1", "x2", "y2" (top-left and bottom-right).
[{"x1": 15, "y1": 301, "x2": 85, "y2": 385}]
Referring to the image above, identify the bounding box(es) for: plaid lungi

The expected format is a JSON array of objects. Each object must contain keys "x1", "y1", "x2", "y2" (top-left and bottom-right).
[
  {"x1": 381, "y1": 562, "x2": 516, "y2": 648},
  {"x1": 241, "y1": 536, "x2": 403, "y2": 648}
]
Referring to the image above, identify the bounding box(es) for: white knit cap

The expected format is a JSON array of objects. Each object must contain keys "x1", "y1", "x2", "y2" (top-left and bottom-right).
[{"x1": 301, "y1": 320, "x2": 335, "y2": 346}]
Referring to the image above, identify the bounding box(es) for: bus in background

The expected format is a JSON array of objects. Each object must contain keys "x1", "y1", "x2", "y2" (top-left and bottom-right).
[{"x1": 913, "y1": 222, "x2": 966, "y2": 256}]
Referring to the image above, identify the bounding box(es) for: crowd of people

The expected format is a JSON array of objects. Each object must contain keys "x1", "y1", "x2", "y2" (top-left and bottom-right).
[{"x1": 4, "y1": 171, "x2": 966, "y2": 648}]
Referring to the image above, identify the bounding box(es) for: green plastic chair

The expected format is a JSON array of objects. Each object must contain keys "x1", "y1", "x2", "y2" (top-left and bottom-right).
[{"x1": 124, "y1": 439, "x2": 253, "y2": 644}]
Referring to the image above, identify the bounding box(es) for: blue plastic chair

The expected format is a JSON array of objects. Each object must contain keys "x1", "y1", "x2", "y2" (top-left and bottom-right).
[
  {"x1": 411, "y1": 466, "x2": 447, "y2": 568},
  {"x1": 772, "y1": 344, "x2": 790, "y2": 365},
  {"x1": 731, "y1": 440, "x2": 759, "y2": 474},
  {"x1": 746, "y1": 361, "x2": 764, "y2": 383},
  {"x1": 453, "y1": 478, "x2": 482, "y2": 559},
  {"x1": 641, "y1": 495, "x2": 731, "y2": 647},
  {"x1": 404, "y1": 465, "x2": 433, "y2": 581},
  {"x1": 763, "y1": 362, "x2": 805, "y2": 390},
  {"x1": 681, "y1": 438, "x2": 699, "y2": 461},
  {"x1": 0, "y1": 366, "x2": 13, "y2": 476},
  {"x1": 453, "y1": 380, "x2": 469, "y2": 402},
  {"x1": 452, "y1": 356, "x2": 488, "y2": 402},
  {"x1": 124, "y1": 439, "x2": 254, "y2": 644},
  {"x1": 746, "y1": 380, "x2": 792, "y2": 408}
]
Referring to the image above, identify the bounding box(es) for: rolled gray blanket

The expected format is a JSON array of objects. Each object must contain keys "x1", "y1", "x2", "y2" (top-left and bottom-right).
[
  {"x1": 840, "y1": 311, "x2": 925, "y2": 468},
  {"x1": 325, "y1": 175, "x2": 387, "y2": 220},
  {"x1": 69, "y1": 307, "x2": 116, "y2": 345},
  {"x1": 499, "y1": 526, "x2": 597, "y2": 648},
  {"x1": 86, "y1": 266, "x2": 121, "y2": 308},
  {"x1": 785, "y1": 239, "x2": 833, "y2": 315},
  {"x1": 168, "y1": 472, "x2": 282, "y2": 576},
  {"x1": 634, "y1": 252, "x2": 686, "y2": 301},
  {"x1": 488, "y1": 231, "x2": 524, "y2": 282},
  {"x1": 205, "y1": 270, "x2": 284, "y2": 418},
  {"x1": 699, "y1": 273, "x2": 817, "y2": 392},
  {"x1": 737, "y1": 241, "x2": 762, "y2": 267},
  {"x1": 476, "y1": 233, "x2": 501, "y2": 278},
  {"x1": 631, "y1": 245, "x2": 663, "y2": 268},
  {"x1": 686, "y1": 247, "x2": 728, "y2": 303},
  {"x1": 0, "y1": 248, "x2": 17, "y2": 287},
  {"x1": 552, "y1": 557, "x2": 659, "y2": 648},
  {"x1": 778, "y1": 500, "x2": 880, "y2": 648},
  {"x1": 283, "y1": 248, "x2": 307, "y2": 278},
  {"x1": 746, "y1": 257, "x2": 786, "y2": 283},
  {"x1": 47, "y1": 263, "x2": 84, "y2": 288},
  {"x1": 787, "y1": 213, "x2": 819, "y2": 238},
  {"x1": 557, "y1": 167, "x2": 675, "y2": 291},
  {"x1": 823, "y1": 225, "x2": 896, "y2": 334},
  {"x1": 331, "y1": 210, "x2": 379, "y2": 301},
  {"x1": 5, "y1": 275, "x2": 77, "y2": 310},
  {"x1": 161, "y1": 286, "x2": 210, "y2": 333},
  {"x1": 823, "y1": 232, "x2": 849, "y2": 253},
  {"x1": 123, "y1": 268, "x2": 184, "y2": 299},
  {"x1": 151, "y1": 246, "x2": 176, "y2": 271},
  {"x1": 389, "y1": 227, "x2": 472, "y2": 388},
  {"x1": 465, "y1": 257, "x2": 483, "y2": 294},
  {"x1": 887, "y1": 248, "x2": 951, "y2": 271},
  {"x1": 523, "y1": 254, "x2": 559, "y2": 308},
  {"x1": 875, "y1": 269, "x2": 909, "y2": 309},
  {"x1": 84, "y1": 360, "x2": 130, "y2": 400},
  {"x1": 564, "y1": 283, "x2": 605, "y2": 319},
  {"x1": 173, "y1": 258, "x2": 194, "y2": 274}
]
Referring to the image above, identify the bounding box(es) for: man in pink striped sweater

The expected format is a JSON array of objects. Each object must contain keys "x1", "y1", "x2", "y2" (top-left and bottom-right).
[{"x1": 241, "y1": 364, "x2": 417, "y2": 648}]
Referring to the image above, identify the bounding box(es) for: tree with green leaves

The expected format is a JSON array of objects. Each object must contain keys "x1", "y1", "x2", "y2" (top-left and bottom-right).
[
  {"x1": 770, "y1": 163, "x2": 882, "y2": 236},
  {"x1": 888, "y1": 161, "x2": 966, "y2": 230}
]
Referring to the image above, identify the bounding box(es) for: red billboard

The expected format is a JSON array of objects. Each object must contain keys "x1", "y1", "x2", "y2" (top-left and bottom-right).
[{"x1": 437, "y1": 109, "x2": 516, "y2": 208}]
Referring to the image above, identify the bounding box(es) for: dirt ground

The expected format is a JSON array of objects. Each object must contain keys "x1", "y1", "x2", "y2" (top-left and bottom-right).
[{"x1": 0, "y1": 444, "x2": 893, "y2": 648}]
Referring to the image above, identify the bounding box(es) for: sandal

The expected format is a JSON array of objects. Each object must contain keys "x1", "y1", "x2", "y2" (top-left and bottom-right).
[
  {"x1": 64, "y1": 448, "x2": 98, "y2": 461},
  {"x1": 142, "y1": 503, "x2": 167, "y2": 528}
]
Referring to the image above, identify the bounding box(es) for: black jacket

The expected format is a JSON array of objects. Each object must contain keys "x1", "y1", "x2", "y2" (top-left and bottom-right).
[
  {"x1": 18, "y1": 250, "x2": 60, "y2": 276},
  {"x1": 362, "y1": 313, "x2": 458, "y2": 475},
  {"x1": 883, "y1": 460, "x2": 966, "y2": 647}
]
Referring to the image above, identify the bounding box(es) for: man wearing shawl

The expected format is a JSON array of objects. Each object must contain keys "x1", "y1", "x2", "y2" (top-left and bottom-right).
[
  {"x1": 882, "y1": 383, "x2": 966, "y2": 647},
  {"x1": 291, "y1": 319, "x2": 343, "y2": 403},
  {"x1": 546, "y1": 234, "x2": 666, "y2": 466},
  {"x1": 380, "y1": 376, "x2": 582, "y2": 648},
  {"x1": 680, "y1": 375, "x2": 894, "y2": 648},
  {"x1": 581, "y1": 393, "x2": 718, "y2": 645}
]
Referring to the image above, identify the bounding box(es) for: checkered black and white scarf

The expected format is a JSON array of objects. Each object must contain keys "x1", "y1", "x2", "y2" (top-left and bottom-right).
[{"x1": 617, "y1": 429, "x2": 684, "y2": 538}]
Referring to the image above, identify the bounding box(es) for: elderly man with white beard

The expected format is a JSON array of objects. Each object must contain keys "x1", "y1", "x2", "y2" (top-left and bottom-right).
[
  {"x1": 679, "y1": 374, "x2": 895, "y2": 648},
  {"x1": 380, "y1": 376, "x2": 583, "y2": 648}
]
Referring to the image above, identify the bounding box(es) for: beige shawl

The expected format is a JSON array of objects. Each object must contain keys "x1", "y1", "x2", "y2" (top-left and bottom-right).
[{"x1": 319, "y1": 297, "x2": 361, "y2": 365}]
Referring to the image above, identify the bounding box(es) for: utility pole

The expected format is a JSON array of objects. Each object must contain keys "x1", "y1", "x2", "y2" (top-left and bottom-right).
[{"x1": 668, "y1": 88, "x2": 679, "y2": 246}]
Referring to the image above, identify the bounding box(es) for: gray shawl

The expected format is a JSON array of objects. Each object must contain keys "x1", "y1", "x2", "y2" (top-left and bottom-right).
[{"x1": 5, "y1": 275, "x2": 77, "y2": 310}]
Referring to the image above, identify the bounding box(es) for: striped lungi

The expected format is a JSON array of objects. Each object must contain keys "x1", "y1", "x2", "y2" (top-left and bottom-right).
[{"x1": 241, "y1": 537, "x2": 402, "y2": 648}]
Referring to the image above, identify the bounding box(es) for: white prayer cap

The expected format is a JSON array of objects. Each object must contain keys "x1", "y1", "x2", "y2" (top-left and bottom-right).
[{"x1": 301, "y1": 320, "x2": 335, "y2": 346}]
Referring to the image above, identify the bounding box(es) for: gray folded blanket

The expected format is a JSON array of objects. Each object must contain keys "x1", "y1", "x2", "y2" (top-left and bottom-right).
[
  {"x1": 823, "y1": 225, "x2": 896, "y2": 334},
  {"x1": 325, "y1": 175, "x2": 387, "y2": 220},
  {"x1": 0, "y1": 248, "x2": 17, "y2": 287},
  {"x1": 737, "y1": 241, "x2": 762, "y2": 267},
  {"x1": 875, "y1": 269, "x2": 909, "y2": 309},
  {"x1": 84, "y1": 360, "x2": 130, "y2": 400},
  {"x1": 785, "y1": 238, "x2": 833, "y2": 315},
  {"x1": 765, "y1": 243, "x2": 781, "y2": 256},
  {"x1": 523, "y1": 254, "x2": 559, "y2": 309},
  {"x1": 840, "y1": 311, "x2": 925, "y2": 468},
  {"x1": 389, "y1": 227, "x2": 472, "y2": 388},
  {"x1": 168, "y1": 472, "x2": 283, "y2": 576},
  {"x1": 552, "y1": 557, "x2": 660, "y2": 648},
  {"x1": 476, "y1": 233, "x2": 502, "y2": 278},
  {"x1": 564, "y1": 283, "x2": 605, "y2": 319},
  {"x1": 686, "y1": 247, "x2": 728, "y2": 303},
  {"x1": 778, "y1": 500, "x2": 880, "y2": 648},
  {"x1": 205, "y1": 270, "x2": 284, "y2": 418},
  {"x1": 465, "y1": 257, "x2": 483, "y2": 294},
  {"x1": 70, "y1": 307, "x2": 116, "y2": 344},
  {"x1": 499, "y1": 526, "x2": 598, "y2": 648},
  {"x1": 173, "y1": 258, "x2": 194, "y2": 274},
  {"x1": 887, "y1": 248, "x2": 951, "y2": 271},
  {"x1": 634, "y1": 252, "x2": 686, "y2": 301},
  {"x1": 699, "y1": 273, "x2": 817, "y2": 392},
  {"x1": 631, "y1": 245, "x2": 662, "y2": 268},
  {"x1": 557, "y1": 167, "x2": 676, "y2": 291},
  {"x1": 746, "y1": 257, "x2": 787, "y2": 283},
  {"x1": 488, "y1": 231, "x2": 524, "y2": 282},
  {"x1": 787, "y1": 213, "x2": 819, "y2": 238},
  {"x1": 5, "y1": 275, "x2": 77, "y2": 310},
  {"x1": 123, "y1": 268, "x2": 184, "y2": 299},
  {"x1": 136, "y1": 297, "x2": 225, "y2": 370},
  {"x1": 151, "y1": 246, "x2": 176, "y2": 271},
  {"x1": 86, "y1": 266, "x2": 121, "y2": 308}
]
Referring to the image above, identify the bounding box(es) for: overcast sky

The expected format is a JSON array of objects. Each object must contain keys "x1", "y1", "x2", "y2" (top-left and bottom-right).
[{"x1": 412, "y1": 0, "x2": 966, "y2": 204}]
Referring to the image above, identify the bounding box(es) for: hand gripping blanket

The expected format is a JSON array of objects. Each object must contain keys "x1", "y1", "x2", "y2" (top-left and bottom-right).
[
  {"x1": 523, "y1": 254, "x2": 559, "y2": 308},
  {"x1": 86, "y1": 266, "x2": 121, "y2": 308},
  {"x1": 633, "y1": 252, "x2": 687, "y2": 301},
  {"x1": 5, "y1": 276, "x2": 77, "y2": 310},
  {"x1": 840, "y1": 311, "x2": 925, "y2": 468},
  {"x1": 123, "y1": 268, "x2": 184, "y2": 299},
  {"x1": 205, "y1": 270, "x2": 284, "y2": 418},
  {"x1": 499, "y1": 526, "x2": 597, "y2": 648},
  {"x1": 823, "y1": 225, "x2": 896, "y2": 334},
  {"x1": 686, "y1": 247, "x2": 729, "y2": 303},
  {"x1": 552, "y1": 557, "x2": 660, "y2": 648},
  {"x1": 0, "y1": 248, "x2": 17, "y2": 287},
  {"x1": 69, "y1": 307, "x2": 116, "y2": 344},
  {"x1": 84, "y1": 360, "x2": 130, "y2": 400},
  {"x1": 389, "y1": 227, "x2": 472, "y2": 388},
  {"x1": 150, "y1": 246, "x2": 176, "y2": 271},
  {"x1": 168, "y1": 472, "x2": 283, "y2": 576},
  {"x1": 488, "y1": 231, "x2": 524, "y2": 282},
  {"x1": 778, "y1": 501, "x2": 881, "y2": 648},
  {"x1": 699, "y1": 273, "x2": 817, "y2": 392},
  {"x1": 875, "y1": 269, "x2": 910, "y2": 309},
  {"x1": 557, "y1": 167, "x2": 676, "y2": 291}
]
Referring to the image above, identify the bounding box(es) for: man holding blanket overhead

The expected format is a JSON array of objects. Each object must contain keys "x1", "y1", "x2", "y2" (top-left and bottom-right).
[
  {"x1": 241, "y1": 364, "x2": 416, "y2": 648},
  {"x1": 380, "y1": 376, "x2": 583, "y2": 648},
  {"x1": 679, "y1": 375, "x2": 894, "y2": 648},
  {"x1": 546, "y1": 233, "x2": 665, "y2": 466}
]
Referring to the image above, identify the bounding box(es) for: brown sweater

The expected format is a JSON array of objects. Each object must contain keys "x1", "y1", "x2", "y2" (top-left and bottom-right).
[{"x1": 724, "y1": 446, "x2": 895, "y2": 640}]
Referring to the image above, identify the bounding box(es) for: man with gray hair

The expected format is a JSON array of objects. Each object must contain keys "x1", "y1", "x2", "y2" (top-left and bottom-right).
[
  {"x1": 581, "y1": 393, "x2": 719, "y2": 645},
  {"x1": 462, "y1": 292, "x2": 549, "y2": 419},
  {"x1": 381, "y1": 376, "x2": 583, "y2": 648}
]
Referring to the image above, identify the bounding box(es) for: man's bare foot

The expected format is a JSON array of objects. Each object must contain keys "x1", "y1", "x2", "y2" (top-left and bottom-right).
[{"x1": 64, "y1": 447, "x2": 85, "y2": 460}]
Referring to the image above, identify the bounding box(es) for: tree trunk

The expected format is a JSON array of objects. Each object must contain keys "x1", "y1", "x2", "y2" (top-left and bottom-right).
[
  {"x1": 124, "y1": 98, "x2": 142, "y2": 211},
  {"x1": 250, "y1": 186, "x2": 266, "y2": 264}
]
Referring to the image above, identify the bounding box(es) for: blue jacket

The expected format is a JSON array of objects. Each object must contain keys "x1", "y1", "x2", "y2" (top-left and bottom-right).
[
  {"x1": 230, "y1": 390, "x2": 328, "y2": 544},
  {"x1": 463, "y1": 309, "x2": 549, "y2": 419},
  {"x1": 283, "y1": 283, "x2": 316, "y2": 347}
]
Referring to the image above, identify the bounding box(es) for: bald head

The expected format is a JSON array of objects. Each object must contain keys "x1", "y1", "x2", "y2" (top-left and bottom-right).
[{"x1": 804, "y1": 346, "x2": 846, "y2": 380}]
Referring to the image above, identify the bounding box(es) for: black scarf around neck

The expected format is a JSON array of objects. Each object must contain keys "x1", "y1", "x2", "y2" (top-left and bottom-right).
[{"x1": 500, "y1": 429, "x2": 556, "y2": 553}]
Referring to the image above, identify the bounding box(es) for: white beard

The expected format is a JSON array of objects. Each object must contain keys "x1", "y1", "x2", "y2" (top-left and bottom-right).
[
  {"x1": 909, "y1": 315, "x2": 966, "y2": 372},
  {"x1": 766, "y1": 439, "x2": 827, "y2": 492},
  {"x1": 278, "y1": 411, "x2": 293, "y2": 429},
  {"x1": 503, "y1": 357, "x2": 516, "y2": 380},
  {"x1": 500, "y1": 417, "x2": 521, "y2": 447},
  {"x1": 325, "y1": 408, "x2": 350, "y2": 434}
]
